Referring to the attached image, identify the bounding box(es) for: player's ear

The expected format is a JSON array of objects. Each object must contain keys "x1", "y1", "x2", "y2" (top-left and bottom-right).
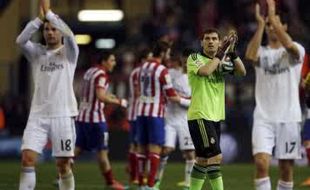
[{"x1": 283, "y1": 24, "x2": 288, "y2": 31}]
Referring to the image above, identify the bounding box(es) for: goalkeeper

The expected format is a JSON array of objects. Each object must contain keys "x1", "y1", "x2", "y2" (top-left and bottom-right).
[{"x1": 186, "y1": 28, "x2": 246, "y2": 190}]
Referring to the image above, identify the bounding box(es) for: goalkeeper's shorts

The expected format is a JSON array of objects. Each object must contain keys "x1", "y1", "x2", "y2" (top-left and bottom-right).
[{"x1": 188, "y1": 119, "x2": 221, "y2": 158}]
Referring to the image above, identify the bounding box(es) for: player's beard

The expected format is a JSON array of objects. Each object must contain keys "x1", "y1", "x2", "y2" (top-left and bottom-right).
[{"x1": 204, "y1": 48, "x2": 216, "y2": 58}]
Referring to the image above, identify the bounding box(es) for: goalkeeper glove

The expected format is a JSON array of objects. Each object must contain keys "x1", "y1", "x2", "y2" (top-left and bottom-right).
[
  {"x1": 226, "y1": 32, "x2": 239, "y2": 61},
  {"x1": 219, "y1": 58, "x2": 235, "y2": 75},
  {"x1": 215, "y1": 37, "x2": 231, "y2": 60}
]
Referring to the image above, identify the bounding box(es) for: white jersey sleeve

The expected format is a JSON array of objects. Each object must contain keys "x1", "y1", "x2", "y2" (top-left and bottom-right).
[
  {"x1": 16, "y1": 18, "x2": 43, "y2": 62},
  {"x1": 45, "y1": 11, "x2": 79, "y2": 64},
  {"x1": 292, "y1": 42, "x2": 306, "y2": 64}
]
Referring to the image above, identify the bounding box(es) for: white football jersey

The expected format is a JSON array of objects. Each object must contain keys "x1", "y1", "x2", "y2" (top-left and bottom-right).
[
  {"x1": 254, "y1": 42, "x2": 305, "y2": 122},
  {"x1": 16, "y1": 11, "x2": 79, "y2": 117},
  {"x1": 165, "y1": 68, "x2": 191, "y2": 125}
]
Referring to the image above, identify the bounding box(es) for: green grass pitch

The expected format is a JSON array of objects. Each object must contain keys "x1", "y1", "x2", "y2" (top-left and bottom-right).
[{"x1": 0, "y1": 160, "x2": 309, "y2": 190}]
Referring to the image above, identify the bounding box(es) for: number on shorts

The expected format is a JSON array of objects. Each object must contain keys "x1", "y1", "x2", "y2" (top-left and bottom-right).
[
  {"x1": 285, "y1": 141, "x2": 296, "y2": 153},
  {"x1": 184, "y1": 137, "x2": 192, "y2": 146},
  {"x1": 61, "y1": 139, "x2": 72, "y2": 151}
]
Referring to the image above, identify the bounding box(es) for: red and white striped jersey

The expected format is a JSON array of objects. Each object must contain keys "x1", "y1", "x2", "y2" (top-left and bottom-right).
[
  {"x1": 77, "y1": 65, "x2": 109, "y2": 123},
  {"x1": 128, "y1": 67, "x2": 140, "y2": 121},
  {"x1": 137, "y1": 60, "x2": 176, "y2": 117}
]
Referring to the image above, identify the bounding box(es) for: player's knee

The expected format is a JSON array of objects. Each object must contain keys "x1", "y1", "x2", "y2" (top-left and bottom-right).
[
  {"x1": 97, "y1": 151, "x2": 109, "y2": 163},
  {"x1": 21, "y1": 150, "x2": 37, "y2": 167},
  {"x1": 56, "y1": 158, "x2": 71, "y2": 174},
  {"x1": 148, "y1": 144, "x2": 162, "y2": 154},
  {"x1": 196, "y1": 154, "x2": 222, "y2": 166},
  {"x1": 208, "y1": 154, "x2": 222, "y2": 165},
  {"x1": 161, "y1": 147, "x2": 173, "y2": 156},
  {"x1": 254, "y1": 155, "x2": 269, "y2": 174},
  {"x1": 182, "y1": 150, "x2": 195, "y2": 160}
]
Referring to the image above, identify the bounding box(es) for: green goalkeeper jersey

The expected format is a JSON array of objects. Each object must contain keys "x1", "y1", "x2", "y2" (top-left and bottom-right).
[{"x1": 187, "y1": 53, "x2": 225, "y2": 121}]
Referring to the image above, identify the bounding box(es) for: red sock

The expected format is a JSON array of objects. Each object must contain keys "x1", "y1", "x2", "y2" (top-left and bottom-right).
[
  {"x1": 137, "y1": 154, "x2": 146, "y2": 185},
  {"x1": 306, "y1": 148, "x2": 310, "y2": 166},
  {"x1": 129, "y1": 152, "x2": 138, "y2": 181},
  {"x1": 147, "y1": 152, "x2": 160, "y2": 187},
  {"x1": 103, "y1": 169, "x2": 114, "y2": 185}
]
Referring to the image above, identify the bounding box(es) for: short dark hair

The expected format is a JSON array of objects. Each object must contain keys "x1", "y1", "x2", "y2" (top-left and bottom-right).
[
  {"x1": 98, "y1": 50, "x2": 114, "y2": 63},
  {"x1": 42, "y1": 19, "x2": 51, "y2": 29},
  {"x1": 137, "y1": 48, "x2": 152, "y2": 62},
  {"x1": 201, "y1": 28, "x2": 221, "y2": 40},
  {"x1": 152, "y1": 41, "x2": 171, "y2": 57}
]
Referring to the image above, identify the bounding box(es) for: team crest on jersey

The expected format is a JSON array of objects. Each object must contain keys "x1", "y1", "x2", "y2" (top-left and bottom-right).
[
  {"x1": 210, "y1": 137, "x2": 215, "y2": 144},
  {"x1": 191, "y1": 53, "x2": 198, "y2": 61},
  {"x1": 195, "y1": 60, "x2": 203, "y2": 67},
  {"x1": 98, "y1": 77, "x2": 106, "y2": 87},
  {"x1": 56, "y1": 51, "x2": 62, "y2": 56}
]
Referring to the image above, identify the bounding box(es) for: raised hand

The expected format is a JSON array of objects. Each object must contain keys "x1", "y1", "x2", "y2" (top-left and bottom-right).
[
  {"x1": 40, "y1": 0, "x2": 51, "y2": 15},
  {"x1": 228, "y1": 30, "x2": 238, "y2": 51},
  {"x1": 227, "y1": 30, "x2": 239, "y2": 61},
  {"x1": 255, "y1": 3, "x2": 265, "y2": 26},
  {"x1": 215, "y1": 36, "x2": 231, "y2": 60},
  {"x1": 38, "y1": 4, "x2": 44, "y2": 21},
  {"x1": 266, "y1": 0, "x2": 276, "y2": 17}
]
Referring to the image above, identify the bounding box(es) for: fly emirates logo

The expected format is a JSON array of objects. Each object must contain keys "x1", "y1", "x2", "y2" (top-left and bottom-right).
[{"x1": 40, "y1": 62, "x2": 64, "y2": 72}]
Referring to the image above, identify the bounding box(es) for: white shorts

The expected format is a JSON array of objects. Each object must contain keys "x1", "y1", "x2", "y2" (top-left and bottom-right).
[
  {"x1": 252, "y1": 119, "x2": 301, "y2": 159},
  {"x1": 21, "y1": 116, "x2": 76, "y2": 157},
  {"x1": 164, "y1": 121, "x2": 194, "y2": 151}
]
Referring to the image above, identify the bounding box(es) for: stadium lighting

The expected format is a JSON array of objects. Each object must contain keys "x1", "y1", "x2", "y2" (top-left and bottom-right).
[
  {"x1": 78, "y1": 10, "x2": 124, "y2": 22},
  {"x1": 75, "y1": 34, "x2": 92, "y2": 45},
  {"x1": 95, "y1": 38, "x2": 116, "y2": 49}
]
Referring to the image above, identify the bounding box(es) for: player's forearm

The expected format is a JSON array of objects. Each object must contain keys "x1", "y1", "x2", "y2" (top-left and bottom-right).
[
  {"x1": 198, "y1": 58, "x2": 221, "y2": 76},
  {"x1": 269, "y1": 17, "x2": 300, "y2": 59},
  {"x1": 98, "y1": 93, "x2": 117, "y2": 104},
  {"x1": 100, "y1": 93, "x2": 126, "y2": 107},
  {"x1": 16, "y1": 18, "x2": 42, "y2": 45},
  {"x1": 245, "y1": 25, "x2": 264, "y2": 63},
  {"x1": 233, "y1": 58, "x2": 246, "y2": 76}
]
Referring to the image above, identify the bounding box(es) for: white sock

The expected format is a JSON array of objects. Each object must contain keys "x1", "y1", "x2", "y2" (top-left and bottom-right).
[
  {"x1": 155, "y1": 155, "x2": 169, "y2": 181},
  {"x1": 277, "y1": 180, "x2": 293, "y2": 190},
  {"x1": 185, "y1": 159, "x2": 195, "y2": 186},
  {"x1": 19, "y1": 167, "x2": 36, "y2": 190},
  {"x1": 255, "y1": 177, "x2": 271, "y2": 190},
  {"x1": 59, "y1": 170, "x2": 75, "y2": 190}
]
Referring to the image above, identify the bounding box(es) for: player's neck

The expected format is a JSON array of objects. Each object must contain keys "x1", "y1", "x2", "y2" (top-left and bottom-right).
[
  {"x1": 203, "y1": 50, "x2": 215, "y2": 59},
  {"x1": 153, "y1": 57, "x2": 162, "y2": 64},
  {"x1": 101, "y1": 64, "x2": 109, "y2": 71},
  {"x1": 268, "y1": 39, "x2": 282, "y2": 49},
  {"x1": 47, "y1": 43, "x2": 62, "y2": 50}
]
